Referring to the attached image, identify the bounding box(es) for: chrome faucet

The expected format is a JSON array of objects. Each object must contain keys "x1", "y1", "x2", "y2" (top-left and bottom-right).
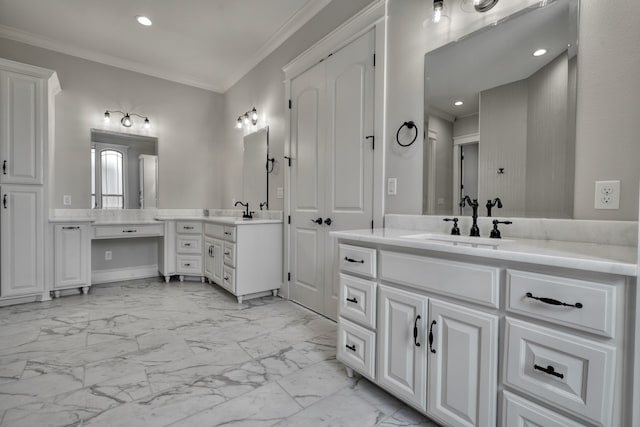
[
  {"x1": 234, "y1": 201, "x2": 252, "y2": 219},
  {"x1": 460, "y1": 196, "x2": 480, "y2": 236}
]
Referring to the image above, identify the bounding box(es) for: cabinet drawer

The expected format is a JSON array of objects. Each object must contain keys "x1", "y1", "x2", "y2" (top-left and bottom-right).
[
  {"x1": 176, "y1": 221, "x2": 202, "y2": 234},
  {"x1": 177, "y1": 236, "x2": 202, "y2": 254},
  {"x1": 223, "y1": 265, "x2": 236, "y2": 294},
  {"x1": 93, "y1": 224, "x2": 164, "y2": 239},
  {"x1": 339, "y1": 244, "x2": 376, "y2": 278},
  {"x1": 177, "y1": 255, "x2": 202, "y2": 275},
  {"x1": 337, "y1": 318, "x2": 375, "y2": 380},
  {"x1": 338, "y1": 274, "x2": 376, "y2": 329},
  {"x1": 204, "y1": 223, "x2": 224, "y2": 238},
  {"x1": 502, "y1": 391, "x2": 585, "y2": 427},
  {"x1": 504, "y1": 318, "x2": 615, "y2": 426},
  {"x1": 507, "y1": 270, "x2": 616, "y2": 338},
  {"x1": 223, "y1": 226, "x2": 236, "y2": 242},
  {"x1": 223, "y1": 242, "x2": 236, "y2": 267},
  {"x1": 380, "y1": 251, "x2": 500, "y2": 308}
]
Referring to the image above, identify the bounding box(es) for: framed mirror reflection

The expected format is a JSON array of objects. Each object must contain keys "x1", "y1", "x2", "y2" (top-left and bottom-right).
[
  {"x1": 90, "y1": 129, "x2": 158, "y2": 209},
  {"x1": 242, "y1": 127, "x2": 270, "y2": 211},
  {"x1": 424, "y1": 0, "x2": 579, "y2": 218}
]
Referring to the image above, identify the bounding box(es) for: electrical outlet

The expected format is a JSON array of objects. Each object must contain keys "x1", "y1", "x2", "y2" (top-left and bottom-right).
[
  {"x1": 63, "y1": 195, "x2": 72, "y2": 206},
  {"x1": 387, "y1": 178, "x2": 397, "y2": 196},
  {"x1": 105, "y1": 251, "x2": 112, "y2": 261},
  {"x1": 594, "y1": 180, "x2": 620, "y2": 209}
]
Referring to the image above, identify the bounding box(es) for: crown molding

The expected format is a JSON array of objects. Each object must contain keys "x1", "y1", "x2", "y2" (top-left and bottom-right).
[
  {"x1": 221, "y1": 0, "x2": 331, "y2": 91},
  {"x1": 0, "y1": 24, "x2": 226, "y2": 93}
]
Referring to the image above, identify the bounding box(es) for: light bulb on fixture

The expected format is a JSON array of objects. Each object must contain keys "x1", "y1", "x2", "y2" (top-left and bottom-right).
[
  {"x1": 433, "y1": 0, "x2": 444, "y2": 23},
  {"x1": 144, "y1": 117, "x2": 150, "y2": 129},
  {"x1": 236, "y1": 117, "x2": 243, "y2": 129},
  {"x1": 104, "y1": 110, "x2": 111, "y2": 122},
  {"x1": 121, "y1": 114, "x2": 132, "y2": 127},
  {"x1": 251, "y1": 107, "x2": 258, "y2": 125},
  {"x1": 243, "y1": 113, "x2": 250, "y2": 125}
]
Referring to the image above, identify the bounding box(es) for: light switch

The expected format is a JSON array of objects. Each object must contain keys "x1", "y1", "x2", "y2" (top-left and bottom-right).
[{"x1": 387, "y1": 178, "x2": 397, "y2": 196}]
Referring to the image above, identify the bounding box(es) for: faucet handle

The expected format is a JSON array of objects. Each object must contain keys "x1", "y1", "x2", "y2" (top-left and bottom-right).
[
  {"x1": 443, "y1": 218, "x2": 460, "y2": 235},
  {"x1": 490, "y1": 219, "x2": 512, "y2": 239}
]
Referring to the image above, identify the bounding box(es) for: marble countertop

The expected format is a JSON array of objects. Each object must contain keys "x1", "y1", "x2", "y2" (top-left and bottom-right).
[
  {"x1": 331, "y1": 228, "x2": 638, "y2": 277},
  {"x1": 154, "y1": 216, "x2": 282, "y2": 225},
  {"x1": 48, "y1": 218, "x2": 95, "y2": 224}
]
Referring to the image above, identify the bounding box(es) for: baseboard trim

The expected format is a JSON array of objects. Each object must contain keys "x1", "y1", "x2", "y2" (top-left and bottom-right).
[{"x1": 92, "y1": 265, "x2": 159, "y2": 284}]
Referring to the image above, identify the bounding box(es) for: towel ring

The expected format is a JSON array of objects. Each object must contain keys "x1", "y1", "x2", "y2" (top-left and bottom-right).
[{"x1": 396, "y1": 121, "x2": 418, "y2": 147}]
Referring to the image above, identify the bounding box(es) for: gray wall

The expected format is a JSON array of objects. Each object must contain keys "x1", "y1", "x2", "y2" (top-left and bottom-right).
[
  {"x1": 385, "y1": 0, "x2": 640, "y2": 220},
  {"x1": 453, "y1": 114, "x2": 479, "y2": 138},
  {"x1": 221, "y1": 0, "x2": 374, "y2": 210},
  {"x1": 0, "y1": 37, "x2": 225, "y2": 209}
]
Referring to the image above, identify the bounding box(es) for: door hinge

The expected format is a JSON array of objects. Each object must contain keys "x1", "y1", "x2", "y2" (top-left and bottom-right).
[
  {"x1": 287, "y1": 272, "x2": 291, "y2": 281},
  {"x1": 288, "y1": 215, "x2": 291, "y2": 224},
  {"x1": 371, "y1": 220, "x2": 374, "y2": 230},
  {"x1": 284, "y1": 156, "x2": 292, "y2": 167},
  {"x1": 365, "y1": 135, "x2": 375, "y2": 150},
  {"x1": 288, "y1": 99, "x2": 292, "y2": 109},
  {"x1": 373, "y1": 54, "x2": 376, "y2": 67}
]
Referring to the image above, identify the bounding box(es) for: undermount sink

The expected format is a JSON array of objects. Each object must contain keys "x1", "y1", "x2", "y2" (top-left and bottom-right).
[{"x1": 401, "y1": 233, "x2": 513, "y2": 248}]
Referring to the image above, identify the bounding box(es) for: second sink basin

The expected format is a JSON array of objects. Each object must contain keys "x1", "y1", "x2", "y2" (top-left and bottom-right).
[{"x1": 401, "y1": 233, "x2": 513, "y2": 248}]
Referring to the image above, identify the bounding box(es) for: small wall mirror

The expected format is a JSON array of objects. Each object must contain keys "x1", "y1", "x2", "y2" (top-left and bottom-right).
[
  {"x1": 424, "y1": 0, "x2": 578, "y2": 218},
  {"x1": 90, "y1": 129, "x2": 158, "y2": 209},
  {"x1": 242, "y1": 127, "x2": 270, "y2": 210}
]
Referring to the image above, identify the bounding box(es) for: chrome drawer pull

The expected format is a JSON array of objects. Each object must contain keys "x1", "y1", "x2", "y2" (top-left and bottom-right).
[
  {"x1": 525, "y1": 292, "x2": 583, "y2": 309},
  {"x1": 534, "y1": 364, "x2": 564, "y2": 379},
  {"x1": 344, "y1": 257, "x2": 364, "y2": 264},
  {"x1": 62, "y1": 226, "x2": 80, "y2": 230},
  {"x1": 345, "y1": 344, "x2": 356, "y2": 352},
  {"x1": 346, "y1": 297, "x2": 358, "y2": 304}
]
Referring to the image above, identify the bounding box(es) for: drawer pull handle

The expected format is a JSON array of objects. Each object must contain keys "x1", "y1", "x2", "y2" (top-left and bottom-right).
[
  {"x1": 184, "y1": 226, "x2": 194, "y2": 230},
  {"x1": 344, "y1": 257, "x2": 364, "y2": 264},
  {"x1": 225, "y1": 232, "x2": 231, "y2": 235},
  {"x1": 62, "y1": 226, "x2": 80, "y2": 230},
  {"x1": 224, "y1": 251, "x2": 230, "y2": 256},
  {"x1": 413, "y1": 315, "x2": 421, "y2": 347},
  {"x1": 345, "y1": 344, "x2": 357, "y2": 352},
  {"x1": 2, "y1": 160, "x2": 6, "y2": 174},
  {"x1": 224, "y1": 275, "x2": 230, "y2": 281},
  {"x1": 3, "y1": 194, "x2": 6, "y2": 209},
  {"x1": 184, "y1": 243, "x2": 191, "y2": 247},
  {"x1": 525, "y1": 292, "x2": 583, "y2": 309},
  {"x1": 346, "y1": 297, "x2": 358, "y2": 304},
  {"x1": 184, "y1": 263, "x2": 191, "y2": 267},
  {"x1": 428, "y1": 319, "x2": 436, "y2": 353},
  {"x1": 534, "y1": 364, "x2": 564, "y2": 379},
  {"x1": 123, "y1": 229, "x2": 137, "y2": 233}
]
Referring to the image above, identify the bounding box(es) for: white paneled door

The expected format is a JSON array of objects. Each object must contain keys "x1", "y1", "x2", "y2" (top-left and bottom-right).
[{"x1": 290, "y1": 30, "x2": 375, "y2": 319}]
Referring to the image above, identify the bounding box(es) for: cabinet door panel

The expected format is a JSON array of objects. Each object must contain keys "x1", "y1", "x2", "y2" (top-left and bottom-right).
[
  {"x1": 211, "y1": 238, "x2": 223, "y2": 285},
  {"x1": 1, "y1": 185, "x2": 43, "y2": 296},
  {"x1": 378, "y1": 284, "x2": 428, "y2": 410},
  {"x1": 0, "y1": 71, "x2": 43, "y2": 184},
  {"x1": 54, "y1": 225, "x2": 89, "y2": 288},
  {"x1": 204, "y1": 238, "x2": 215, "y2": 280},
  {"x1": 428, "y1": 299, "x2": 498, "y2": 427}
]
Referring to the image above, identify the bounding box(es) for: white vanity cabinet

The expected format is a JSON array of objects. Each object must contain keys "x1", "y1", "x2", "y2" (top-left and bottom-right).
[
  {"x1": 335, "y1": 239, "x2": 631, "y2": 427},
  {"x1": 175, "y1": 221, "x2": 204, "y2": 281},
  {"x1": 204, "y1": 236, "x2": 223, "y2": 285},
  {"x1": 53, "y1": 223, "x2": 91, "y2": 296}
]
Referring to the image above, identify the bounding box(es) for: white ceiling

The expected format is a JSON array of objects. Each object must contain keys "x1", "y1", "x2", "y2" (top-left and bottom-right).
[
  {"x1": 425, "y1": 0, "x2": 576, "y2": 118},
  {"x1": 0, "y1": 0, "x2": 331, "y2": 93}
]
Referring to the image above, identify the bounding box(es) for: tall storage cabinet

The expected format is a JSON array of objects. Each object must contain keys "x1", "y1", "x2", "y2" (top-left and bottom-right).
[{"x1": 0, "y1": 58, "x2": 60, "y2": 301}]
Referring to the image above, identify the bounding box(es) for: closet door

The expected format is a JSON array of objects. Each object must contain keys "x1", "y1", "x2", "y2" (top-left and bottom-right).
[
  {"x1": 289, "y1": 60, "x2": 327, "y2": 314},
  {"x1": 323, "y1": 30, "x2": 375, "y2": 319}
]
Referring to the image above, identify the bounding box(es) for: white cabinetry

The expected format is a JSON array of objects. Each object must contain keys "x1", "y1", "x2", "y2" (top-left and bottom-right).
[
  {"x1": 0, "y1": 185, "x2": 43, "y2": 297},
  {"x1": 204, "y1": 237, "x2": 223, "y2": 285},
  {"x1": 378, "y1": 284, "x2": 428, "y2": 411},
  {"x1": 175, "y1": 221, "x2": 203, "y2": 281},
  {"x1": 0, "y1": 59, "x2": 59, "y2": 302},
  {"x1": 53, "y1": 223, "x2": 90, "y2": 295}
]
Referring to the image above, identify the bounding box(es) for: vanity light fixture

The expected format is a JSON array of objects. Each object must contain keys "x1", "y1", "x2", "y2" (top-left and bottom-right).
[
  {"x1": 454, "y1": 101, "x2": 464, "y2": 106},
  {"x1": 235, "y1": 107, "x2": 259, "y2": 129},
  {"x1": 136, "y1": 15, "x2": 152, "y2": 26},
  {"x1": 533, "y1": 48, "x2": 548, "y2": 57},
  {"x1": 104, "y1": 110, "x2": 151, "y2": 129},
  {"x1": 433, "y1": 0, "x2": 444, "y2": 23}
]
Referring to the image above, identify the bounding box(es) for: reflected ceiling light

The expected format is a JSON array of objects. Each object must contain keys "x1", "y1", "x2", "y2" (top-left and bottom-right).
[
  {"x1": 136, "y1": 15, "x2": 152, "y2": 26},
  {"x1": 433, "y1": 0, "x2": 444, "y2": 23},
  {"x1": 454, "y1": 101, "x2": 464, "y2": 106},
  {"x1": 103, "y1": 110, "x2": 150, "y2": 129},
  {"x1": 235, "y1": 107, "x2": 259, "y2": 129},
  {"x1": 474, "y1": 0, "x2": 499, "y2": 12},
  {"x1": 533, "y1": 48, "x2": 548, "y2": 57}
]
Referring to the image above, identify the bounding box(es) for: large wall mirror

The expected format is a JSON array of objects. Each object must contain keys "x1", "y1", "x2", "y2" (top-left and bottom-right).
[
  {"x1": 242, "y1": 127, "x2": 270, "y2": 210},
  {"x1": 424, "y1": 0, "x2": 578, "y2": 218},
  {"x1": 90, "y1": 129, "x2": 158, "y2": 209}
]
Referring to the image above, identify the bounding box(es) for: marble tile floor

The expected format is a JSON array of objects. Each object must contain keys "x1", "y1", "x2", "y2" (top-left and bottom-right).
[{"x1": 0, "y1": 278, "x2": 439, "y2": 427}]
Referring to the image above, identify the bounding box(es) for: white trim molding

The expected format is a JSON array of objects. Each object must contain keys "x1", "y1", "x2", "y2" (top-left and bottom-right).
[
  {"x1": 91, "y1": 265, "x2": 159, "y2": 284},
  {"x1": 283, "y1": 0, "x2": 386, "y2": 80}
]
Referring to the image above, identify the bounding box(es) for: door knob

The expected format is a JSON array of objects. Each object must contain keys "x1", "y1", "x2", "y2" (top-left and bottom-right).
[
  {"x1": 311, "y1": 217, "x2": 323, "y2": 224},
  {"x1": 324, "y1": 218, "x2": 332, "y2": 226}
]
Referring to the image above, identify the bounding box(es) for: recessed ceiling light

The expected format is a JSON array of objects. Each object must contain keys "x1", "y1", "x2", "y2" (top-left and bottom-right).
[
  {"x1": 454, "y1": 101, "x2": 464, "y2": 106},
  {"x1": 533, "y1": 48, "x2": 547, "y2": 57},
  {"x1": 136, "y1": 15, "x2": 152, "y2": 26}
]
